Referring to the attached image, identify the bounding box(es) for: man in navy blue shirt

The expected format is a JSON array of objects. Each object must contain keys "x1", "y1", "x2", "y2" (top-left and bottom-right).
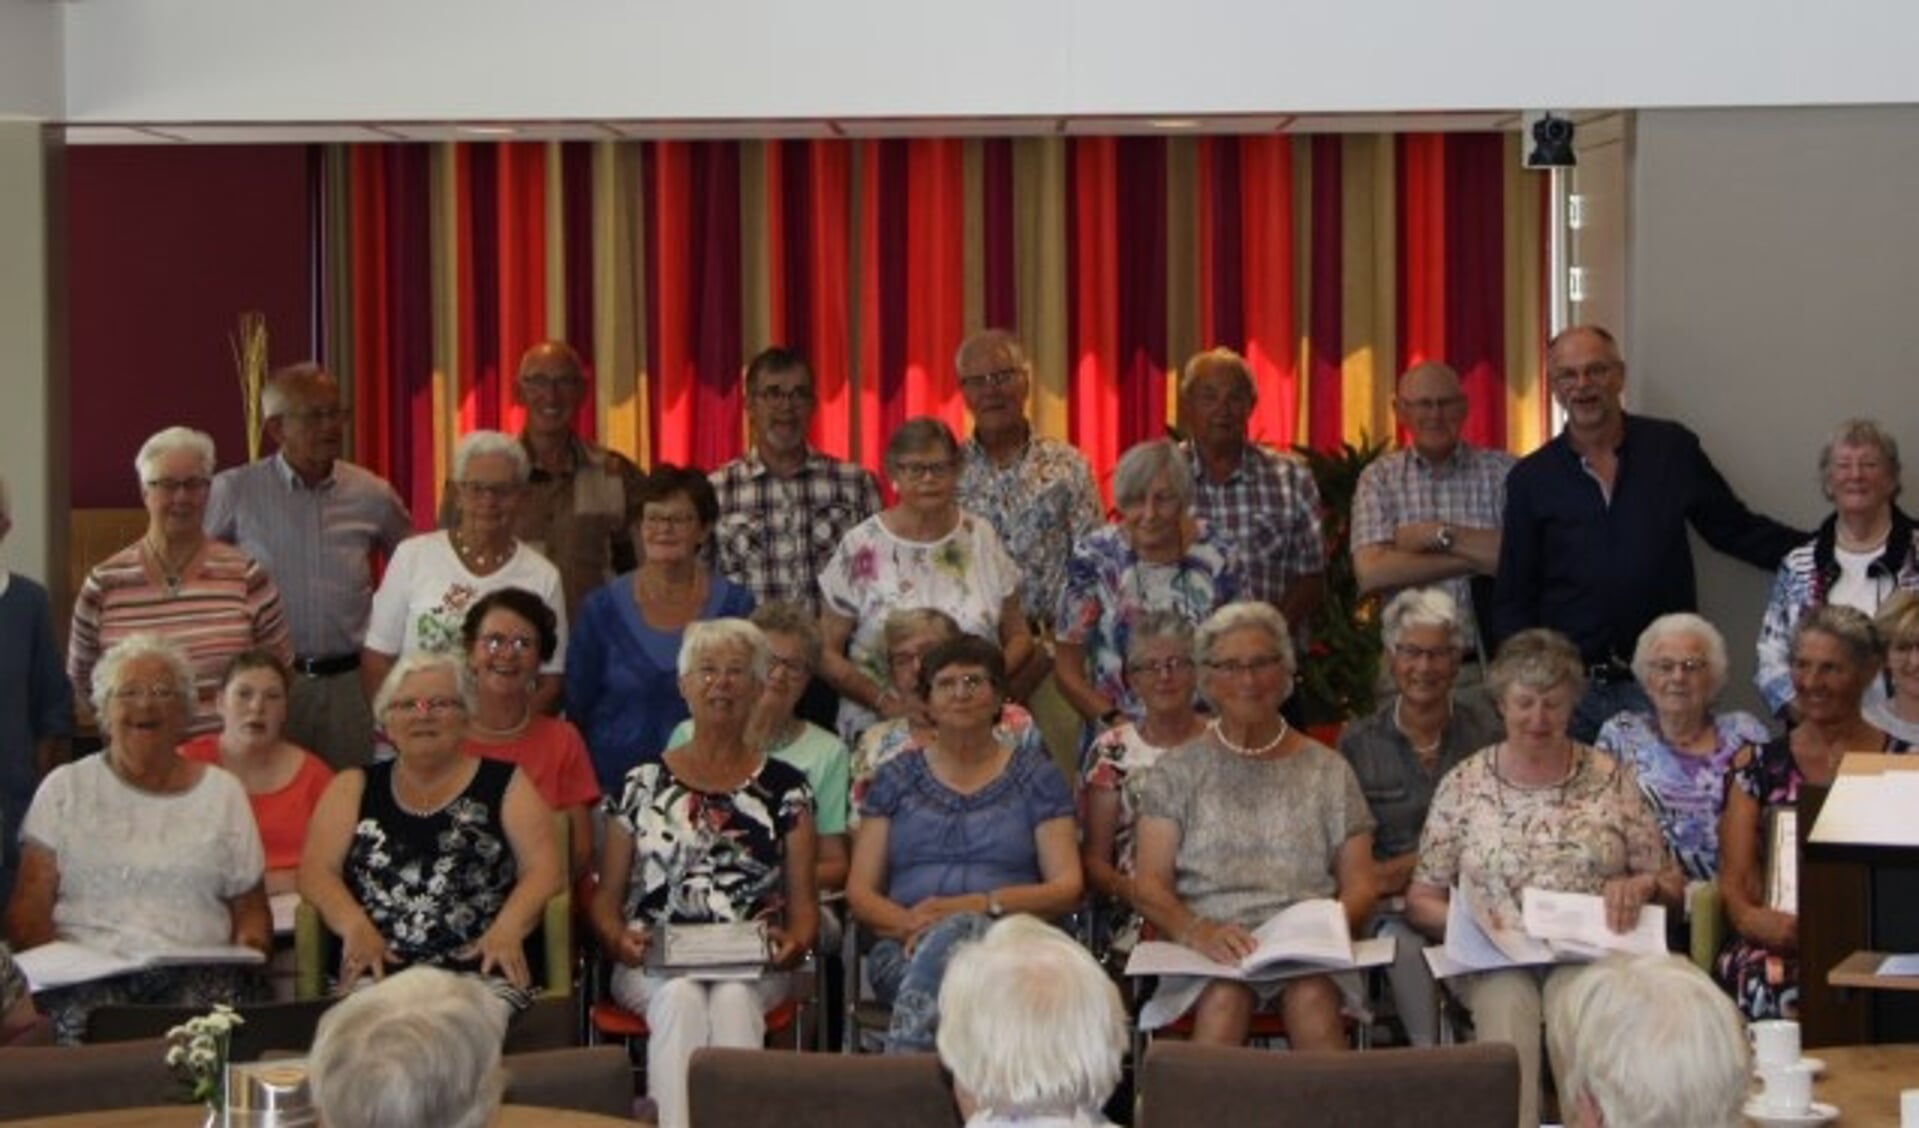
[{"x1": 1492, "y1": 325, "x2": 1804, "y2": 740}]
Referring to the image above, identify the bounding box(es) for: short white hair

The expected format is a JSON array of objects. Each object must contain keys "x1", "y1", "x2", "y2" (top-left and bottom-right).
[
  {"x1": 371, "y1": 650, "x2": 475, "y2": 717},
  {"x1": 1111, "y1": 439, "x2": 1193, "y2": 510},
  {"x1": 1194, "y1": 601, "x2": 1295, "y2": 670},
  {"x1": 1546, "y1": 954, "x2": 1747, "y2": 1128},
  {"x1": 937, "y1": 915, "x2": 1126, "y2": 1119},
  {"x1": 452, "y1": 430, "x2": 531, "y2": 483},
  {"x1": 309, "y1": 966, "x2": 509, "y2": 1128},
  {"x1": 677, "y1": 618, "x2": 771, "y2": 682},
  {"x1": 91, "y1": 633, "x2": 195, "y2": 721},
  {"x1": 1631, "y1": 612, "x2": 1730, "y2": 697},
  {"x1": 134, "y1": 426, "x2": 216, "y2": 484},
  {"x1": 1380, "y1": 587, "x2": 1468, "y2": 651}
]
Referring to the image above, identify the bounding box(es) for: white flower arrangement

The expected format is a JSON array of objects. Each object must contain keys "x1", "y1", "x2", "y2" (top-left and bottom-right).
[{"x1": 164, "y1": 1003, "x2": 245, "y2": 1107}]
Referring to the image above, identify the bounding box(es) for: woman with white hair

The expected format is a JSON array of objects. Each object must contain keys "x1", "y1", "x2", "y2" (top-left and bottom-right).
[
  {"x1": 937, "y1": 915, "x2": 1126, "y2": 1128},
  {"x1": 1338, "y1": 587, "x2": 1501, "y2": 1046},
  {"x1": 592, "y1": 619, "x2": 817, "y2": 1128},
  {"x1": 300, "y1": 651, "x2": 562, "y2": 1004},
  {"x1": 309, "y1": 965, "x2": 510, "y2": 1128},
  {"x1": 365, "y1": 430, "x2": 567, "y2": 719},
  {"x1": 1755, "y1": 418, "x2": 1919, "y2": 717},
  {"x1": 69, "y1": 426, "x2": 292, "y2": 734},
  {"x1": 1132, "y1": 602, "x2": 1377, "y2": 1050},
  {"x1": 1595, "y1": 614, "x2": 1768, "y2": 889},
  {"x1": 7, "y1": 634, "x2": 270, "y2": 1042},
  {"x1": 1056, "y1": 438, "x2": 1247, "y2": 745}
]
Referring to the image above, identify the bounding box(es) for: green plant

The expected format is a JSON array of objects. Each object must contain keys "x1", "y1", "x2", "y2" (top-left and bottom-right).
[{"x1": 1293, "y1": 435, "x2": 1389, "y2": 727}]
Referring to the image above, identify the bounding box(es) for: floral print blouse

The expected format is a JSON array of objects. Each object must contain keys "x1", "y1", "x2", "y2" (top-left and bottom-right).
[{"x1": 1593, "y1": 709, "x2": 1770, "y2": 881}]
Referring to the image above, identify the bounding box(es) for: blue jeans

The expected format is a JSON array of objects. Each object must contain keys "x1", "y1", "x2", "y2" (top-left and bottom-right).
[
  {"x1": 866, "y1": 912, "x2": 992, "y2": 1054},
  {"x1": 1570, "y1": 679, "x2": 1650, "y2": 745}
]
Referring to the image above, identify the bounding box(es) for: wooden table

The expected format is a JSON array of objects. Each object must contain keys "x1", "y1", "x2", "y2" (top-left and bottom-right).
[
  {"x1": 1812, "y1": 1043, "x2": 1919, "y2": 1126},
  {"x1": 0, "y1": 1105, "x2": 639, "y2": 1127}
]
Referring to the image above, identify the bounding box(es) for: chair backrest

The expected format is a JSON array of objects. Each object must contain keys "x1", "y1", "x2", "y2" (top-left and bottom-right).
[
  {"x1": 501, "y1": 1045, "x2": 633, "y2": 1117},
  {"x1": 1136, "y1": 1041, "x2": 1520, "y2": 1128},
  {"x1": 688, "y1": 1047, "x2": 964, "y2": 1128},
  {"x1": 0, "y1": 1037, "x2": 180, "y2": 1118},
  {"x1": 85, "y1": 998, "x2": 338, "y2": 1062}
]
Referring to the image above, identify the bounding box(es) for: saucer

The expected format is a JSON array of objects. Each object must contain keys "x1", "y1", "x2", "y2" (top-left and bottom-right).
[{"x1": 1741, "y1": 1098, "x2": 1836, "y2": 1127}]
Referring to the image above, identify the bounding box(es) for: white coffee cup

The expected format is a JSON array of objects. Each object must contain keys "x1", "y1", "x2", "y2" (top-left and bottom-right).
[
  {"x1": 1900, "y1": 1087, "x2": 1919, "y2": 1128},
  {"x1": 1762, "y1": 1061, "x2": 1816, "y2": 1116},
  {"x1": 1750, "y1": 1018, "x2": 1801, "y2": 1070}
]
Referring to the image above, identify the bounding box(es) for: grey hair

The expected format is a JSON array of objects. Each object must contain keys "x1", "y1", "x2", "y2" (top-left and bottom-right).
[
  {"x1": 1486, "y1": 628, "x2": 1587, "y2": 704},
  {"x1": 260, "y1": 362, "x2": 337, "y2": 419},
  {"x1": 452, "y1": 430, "x2": 531, "y2": 483},
  {"x1": 91, "y1": 632, "x2": 196, "y2": 720},
  {"x1": 371, "y1": 651, "x2": 476, "y2": 718},
  {"x1": 954, "y1": 328, "x2": 1028, "y2": 375},
  {"x1": 309, "y1": 966, "x2": 509, "y2": 1128},
  {"x1": 1111, "y1": 439, "x2": 1193, "y2": 511},
  {"x1": 1177, "y1": 346, "x2": 1256, "y2": 404},
  {"x1": 677, "y1": 618, "x2": 771, "y2": 682},
  {"x1": 1631, "y1": 612, "x2": 1730, "y2": 698},
  {"x1": 1546, "y1": 954, "x2": 1748, "y2": 1128},
  {"x1": 749, "y1": 601, "x2": 824, "y2": 670},
  {"x1": 882, "y1": 607, "x2": 961, "y2": 654},
  {"x1": 1125, "y1": 610, "x2": 1196, "y2": 664},
  {"x1": 1194, "y1": 601, "x2": 1295, "y2": 671},
  {"x1": 883, "y1": 417, "x2": 961, "y2": 475},
  {"x1": 1794, "y1": 603, "x2": 1885, "y2": 671},
  {"x1": 936, "y1": 915, "x2": 1126, "y2": 1120},
  {"x1": 135, "y1": 426, "x2": 217, "y2": 484},
  {"x1": 1379, "y1": 587, "x2": 1468, "y2": 652},
  {"x1": 1818, "y1": 417, "x2": 1903, "y2": 502}
]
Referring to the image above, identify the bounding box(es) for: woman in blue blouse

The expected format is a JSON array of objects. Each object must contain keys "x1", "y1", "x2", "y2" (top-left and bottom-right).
[
  {"x1": 845, "y1": 634, "x2": 1082, "y2": 1054},
  {"x1": 566, "y1": 466, "x2": 755, "y2": 792}
]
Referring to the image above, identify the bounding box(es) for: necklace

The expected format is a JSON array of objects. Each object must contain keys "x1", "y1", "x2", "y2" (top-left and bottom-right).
[
  {"x1": 1393, "y1": 697, "x2": 1447, "y2": 759},
  {"x1": 470, "y1": 703, "x2": 532, "y2": 740},
  {"x1": 451, "y1": 529, "x2": 513, "y2": 574},
  {"x1": 392, "y1": 766, "x2": 466, "y2": 818},
  {"x1": 1210, "y1": 716, "x2": 1289, "y2": 758},
  {"x1": 143, "y1": 535, "x2": 194, "y2": 598},
  {"x1": 1491, "y1": 742, "x2": 1578, "y2": 795}
]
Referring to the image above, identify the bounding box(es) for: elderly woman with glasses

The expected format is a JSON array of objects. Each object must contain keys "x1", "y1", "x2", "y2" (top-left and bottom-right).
[
  {"x1": 568, "y1": 465, "x2": 755, "y2": 793},
  {"x1": 300, "y1": 652, "x2": 562, "y2": 1006},
  {"x1": 1338, "y1": 587, "x2": 1501, "y2": 1046},
  {"x1": 847, "y1": 635, "x2": 1081, "y2": 1055},
  {"x1": 819, "y1": 417, "x2": 1032, "y2": 746},
  {"x1": 1717, "y1": 605, "x2": 1893, "y2": 1021},
  {"x1": 1056, "y1": 438, "x2": 1247, "y2": 746},
  {"x1": 69, "y1": 426, "x2": 292, "y2": 735},
  {"x1": 1756, "y1": 418, "x2": 1919, "y2": 719},
  {"x1": 592, "y1": 619, "x2": 818, "y2": 1128},
  {"x1": 365, "y1": 430, "x2": 568, "y2": 717},
  {"x1": 1870, "y1": 591, "x2": 1919, "y2": 745},
  {"x1": 8, "y1": 634, "x2": 270, "y2": 1043},
  {"x1": 1131, "y1": 602, "x2": 1377, "y2": 1050},
  {"x1": 1406, "y1": 628, "x2": 1681, "y2": 1128}
]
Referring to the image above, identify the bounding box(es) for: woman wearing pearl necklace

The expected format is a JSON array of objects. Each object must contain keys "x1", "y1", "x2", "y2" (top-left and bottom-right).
[{"x1": 1130, "y1": 601, "x2": 1378, "y2": 1049}]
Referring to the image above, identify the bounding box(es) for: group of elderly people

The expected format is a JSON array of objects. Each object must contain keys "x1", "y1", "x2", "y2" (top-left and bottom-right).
[{"x1": 5, "y1": 358, "x2": 1915, "y2": 1128}]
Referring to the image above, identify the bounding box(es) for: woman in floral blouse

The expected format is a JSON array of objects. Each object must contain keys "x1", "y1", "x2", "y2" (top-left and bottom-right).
[
  {"x1": 1405, "y1": 629, "x2": 1681, "y2": 1128},
  {"x1": 818, "y1": 417, "x2": 1031, "y2": 746},
  {"x1": 591, "y1": 619, "x2": 817, "y2": 1128}
]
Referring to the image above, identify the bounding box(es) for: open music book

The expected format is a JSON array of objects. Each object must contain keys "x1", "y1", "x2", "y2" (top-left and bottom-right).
[
  {"x1": 1124, "y1": 898, "x2": 1394, "y2": 981},
  {"x1": 17, "y1": 939, "x2": 267, "y2": 992},
  {"x1": 1425, "y1": 886, "x2": 1665, "y2": 978}
]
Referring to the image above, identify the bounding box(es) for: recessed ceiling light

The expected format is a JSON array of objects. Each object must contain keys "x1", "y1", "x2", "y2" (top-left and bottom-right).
[
  {"x1": 1149, "y1": 119, "x2": 1200, "y2": 130},
  {"x1": 457, "y1": 124, "x2": 519, "y2": 136}
]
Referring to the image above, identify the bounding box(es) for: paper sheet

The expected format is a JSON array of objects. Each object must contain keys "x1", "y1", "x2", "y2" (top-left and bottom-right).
[
  {"x1": 1877, "y1": 953, "x2": 1919, "y2": 977},
  {"x1": 1809, "y1": 771, "x2": 1919, "y2": 846},
  {"x1": 17, "y1": 940, "x2": 264, "y2": 992},
  {"x1": 270, "y1": 892, "x2": 299, "y2": 935},
  {"x1": 1521, "y1": 888, "x2": 1667, "y2": 957}
]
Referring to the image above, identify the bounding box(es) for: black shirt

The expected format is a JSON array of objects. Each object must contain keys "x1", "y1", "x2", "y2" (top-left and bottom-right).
[{"x1": 1491, "y1": 413, "x2": 1804, "y2": 664}]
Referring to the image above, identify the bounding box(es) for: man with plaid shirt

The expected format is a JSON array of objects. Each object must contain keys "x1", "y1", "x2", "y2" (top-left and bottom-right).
[{"x1": 1180, "y1": 347, "x2": 1328, "y2": 640}]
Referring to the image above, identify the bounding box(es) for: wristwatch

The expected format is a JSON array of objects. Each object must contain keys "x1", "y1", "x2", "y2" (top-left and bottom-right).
[
  {"x1": 1432, "y1": 524, "x2": 1455, "y2": 553},
  {"x1": 986, "y1": 891, "x2": 1005, "y2": 919}
]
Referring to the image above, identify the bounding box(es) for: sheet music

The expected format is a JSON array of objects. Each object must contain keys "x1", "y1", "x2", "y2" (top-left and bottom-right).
[
  {"x1": 1520, "y1": 888, "x2": 1667, "y2": 957},
  {"x1": 652, "y1": 921, "x2": 769, "y2": 973},
  {"x1": 1442, "y1": 889, "x2": 1551, "y2": 971},
  {"x1": 1764, "y1": 808, "x2": 1798, "y2": 913},
  {"x1": 17, "y1": 940, "x2": 264, "y2": 992},
  {"x1": 1809, "y1": 771, "x2": 1919, "y2": 846}
]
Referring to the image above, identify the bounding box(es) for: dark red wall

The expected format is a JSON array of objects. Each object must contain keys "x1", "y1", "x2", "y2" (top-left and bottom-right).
[{"x1": 67, "y1": 146, "x2": 313, "y2": 507}]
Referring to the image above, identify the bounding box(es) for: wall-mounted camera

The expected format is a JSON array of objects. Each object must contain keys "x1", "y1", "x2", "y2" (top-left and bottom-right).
[{"x1": 1522, "y1": 111, "x2": 1576, "y2": 169}]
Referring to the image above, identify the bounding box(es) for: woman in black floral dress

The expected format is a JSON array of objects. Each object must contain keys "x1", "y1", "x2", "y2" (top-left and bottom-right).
[
  {"x1": 299, "y1": 652, "x2": 563, "y2": 1005},
  {"x1": 590, "y1": 618, "x2": 818, "y2": 1128}
]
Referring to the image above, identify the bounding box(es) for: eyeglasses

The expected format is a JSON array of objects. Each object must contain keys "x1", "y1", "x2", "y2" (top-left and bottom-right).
[
  {"x1": 458, "y1": 480, "x2": 521, "y2": 500},
  {"x1": 930, "y1": 672, "x2": 994, "y2": 696},
  {"x1": 893, "y1": 460, "x2": 955, "y2": 482},
  {"x1": 1393, "y1": 643, "x2": 1461, "y2": 663},
  {"x1": 1399, "y1": 395, "x2": 1466, "y2": 414},
  {"x1": 1203, "y1": 654, "x2": 1289, "y2": 678},
  {"x1": 385, "y1": 695, "x2": 466, "y2": 716},
  {"x1": 1549, "y1": 361, "x2": 1620, "y2": 386},
  {"x1": 1647, "y1": 657, "x2": 1709, "y2": 677},
  {"x1": 642, "y1": 512, "x2": 701, "y2": 529},
  {"x1": 145, "y1": 477, "x2": 211, "y2": 496},
  {"x1": 520, "y1": 373, "x2": 583, "y2": 394},
  {"x1": 755, "y1": 385, "x2": 815, "y2": 406},
  {"x1": 283, "y1": 406, "x2": 348, "y2": 426},
  {"x1": 480, "y1": 633, "x2": 538, "y2": 656},
  {"x1": 1129, "y1": 656, "x2": 1195, "y2": 679},
  {"x1": 112, "y1": 683, "x2": 182, "y2": 702},
  {"x1": 767, "y1": 655, "x2": 812, "y2": 678},
  {"x1": 958, "y1": 368, "x2": 1023, "y2": 394}
]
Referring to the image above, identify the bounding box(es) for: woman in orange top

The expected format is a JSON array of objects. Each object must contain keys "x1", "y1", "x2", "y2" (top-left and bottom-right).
[
  {"x1": 459, "y1": 588, "x2": 600, "y2": 875},
  {"x1": 179, "y1": 649, "x2": 333, "y2": 894}
]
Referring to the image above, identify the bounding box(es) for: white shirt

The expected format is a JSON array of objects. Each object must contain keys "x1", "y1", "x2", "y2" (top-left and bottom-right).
[{"x1": 365, "y1": 531, "x2": 568, "y2": 672}]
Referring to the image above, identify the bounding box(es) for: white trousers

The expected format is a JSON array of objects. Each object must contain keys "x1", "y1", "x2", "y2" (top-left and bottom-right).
[
  {"x1": 1453, "y1": 965, "x2": 1583, "y2": 1128},
  {"x1": 609, "y1": 969, "x2": 788, "y2": 1128}
]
